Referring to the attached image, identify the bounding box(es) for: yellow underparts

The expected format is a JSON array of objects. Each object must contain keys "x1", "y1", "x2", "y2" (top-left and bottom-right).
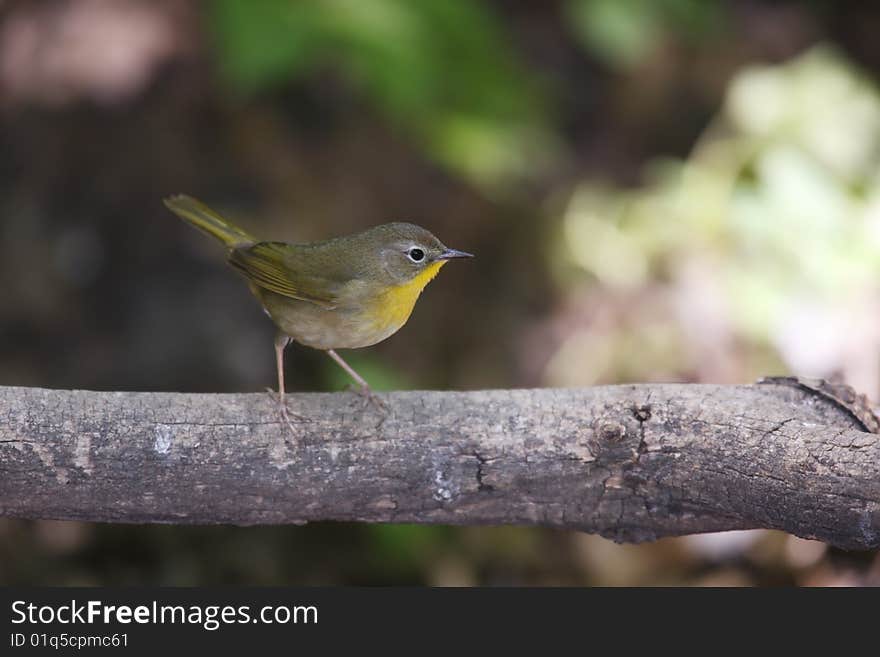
[{"x1": 373, "y1": 260, "x2": 447, "y2": 331}]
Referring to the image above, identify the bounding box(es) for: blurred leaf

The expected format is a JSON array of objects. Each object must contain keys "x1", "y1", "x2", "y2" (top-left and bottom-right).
[
  {"x1": 209, "y1": 0, "x2": 553, "y2": 187},
  {"x1": 209, "y1": 1, "x2": 325, "y2": 90},
  {"x1": 552, "y1": 45, "x2": 880, "y2": 389},
  {"x1": 366, "y1": 524, "x2": 452, "y2": 571},
  {"x1": 565, "y1": 0, "x2": 723, "y2": 69}
]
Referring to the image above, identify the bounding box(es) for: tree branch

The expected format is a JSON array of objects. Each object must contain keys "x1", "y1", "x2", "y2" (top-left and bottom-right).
[{"x1": 1, "y1": 382, "x2": 879, "y2": 549}]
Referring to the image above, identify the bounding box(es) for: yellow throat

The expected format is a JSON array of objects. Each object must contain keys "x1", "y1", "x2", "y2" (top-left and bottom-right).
[{"x1": 373, "y1": 260, "x2": 447, "y2": 330}]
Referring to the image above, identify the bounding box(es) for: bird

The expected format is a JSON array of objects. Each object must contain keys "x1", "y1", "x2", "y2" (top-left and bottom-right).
[{"x1": 164, "y1": 195, "x2": 473, "y2": 421}]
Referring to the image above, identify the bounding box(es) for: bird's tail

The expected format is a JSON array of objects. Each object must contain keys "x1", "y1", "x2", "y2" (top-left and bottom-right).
[{"x1": 164, "y1": 195, "x2": 256, "y2": 248}]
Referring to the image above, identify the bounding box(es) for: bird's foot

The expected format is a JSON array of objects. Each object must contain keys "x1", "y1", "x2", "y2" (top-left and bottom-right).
[
  {"x1": 264, "y1": 387, "x2": 306, "y2": 432},
  {"x1": 347, "y1": 383, "x2": 389, "y2": 414}
]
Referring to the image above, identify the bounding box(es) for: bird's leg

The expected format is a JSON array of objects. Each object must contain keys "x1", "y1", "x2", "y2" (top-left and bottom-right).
[
  {"x1": 275, "y1": 332, "x2": 290, "y2": 403},
  {"x1": 326, "y1": 349, "x2": 388, "y2": 412},
  {"x1": 266, "y1": 332, "x2": 302, "y2": 428}
]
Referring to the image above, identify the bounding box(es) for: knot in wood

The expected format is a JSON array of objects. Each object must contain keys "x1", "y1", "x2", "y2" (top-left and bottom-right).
[
  {"x1": 598, "y1": 421, "x2": 626, "y2": 443},
  {"x1": 634, "y1": 405, "x2": 651, "y2": 422}
]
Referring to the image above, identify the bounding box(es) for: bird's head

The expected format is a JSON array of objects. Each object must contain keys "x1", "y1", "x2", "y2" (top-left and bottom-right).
[{"x1": 367, "y1": 222, "x2": 473, "y2": 287}]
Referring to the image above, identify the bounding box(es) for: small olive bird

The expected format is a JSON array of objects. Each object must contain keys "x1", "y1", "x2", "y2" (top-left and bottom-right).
[{"x1": 164, "y1": 195, "x2": 472, "y2": 420}]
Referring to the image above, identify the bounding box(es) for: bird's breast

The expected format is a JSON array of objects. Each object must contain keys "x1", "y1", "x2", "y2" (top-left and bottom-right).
[{"x1": 368, "y1": 260, "x2": 447, "y2": 336}]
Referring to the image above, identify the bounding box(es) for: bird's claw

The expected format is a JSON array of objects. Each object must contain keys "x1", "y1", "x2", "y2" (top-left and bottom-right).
[
  {"x1": 265, "y1": 387, "x2": 306, "y2": 431},
  {"x1": 347, "y1": 383, "x2": 389, "y2": 414}
]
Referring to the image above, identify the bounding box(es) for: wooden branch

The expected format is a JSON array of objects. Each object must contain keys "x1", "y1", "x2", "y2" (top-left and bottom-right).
[{"x1": 1, "y1": 382, "x2": 879, "y2": 550}]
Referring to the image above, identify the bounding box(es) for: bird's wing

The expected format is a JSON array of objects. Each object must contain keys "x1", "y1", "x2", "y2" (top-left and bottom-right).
[{"x1": 228, "y1": 242, "x2": 344, "y2": 309}]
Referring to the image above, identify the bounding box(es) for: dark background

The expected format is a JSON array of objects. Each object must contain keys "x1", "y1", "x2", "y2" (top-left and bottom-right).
[{"x1": 2, "y1": 0, "x2": 880, "y2": 585}]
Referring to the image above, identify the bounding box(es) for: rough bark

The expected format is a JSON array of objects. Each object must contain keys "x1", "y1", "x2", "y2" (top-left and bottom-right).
[{"x1": 1, "y1": 381, "x2": 879, "y2": 550}]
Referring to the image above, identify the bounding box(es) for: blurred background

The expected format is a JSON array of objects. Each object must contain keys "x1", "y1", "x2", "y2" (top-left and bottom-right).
[{"x1": 2, "y1": 0, "x2": 880, "y2": 585}]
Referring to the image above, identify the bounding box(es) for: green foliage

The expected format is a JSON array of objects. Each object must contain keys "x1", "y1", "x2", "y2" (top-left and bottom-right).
[
  {"x1": 564, "y1": 0, "x2": 723, "y2": 69},
  {"x1": 208, "y1": 1, "x2": 325, "y2": 89},
  {"x1": 209, "y1": 0, "x2": 552, "y2": 187},
  {"x1": 366, "y1": 525, "x2": 453, "y2": 575}
]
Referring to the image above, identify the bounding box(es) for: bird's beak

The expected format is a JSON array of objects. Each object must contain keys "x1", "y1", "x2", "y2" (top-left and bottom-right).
[{"x1": 438, "y1": 248, "x2": 474, "y2": 260}]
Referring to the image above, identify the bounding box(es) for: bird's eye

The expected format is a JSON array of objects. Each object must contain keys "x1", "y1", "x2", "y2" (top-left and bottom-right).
[{"x1": 407, "y1": 247, "x2": 425, "y2": 263}]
